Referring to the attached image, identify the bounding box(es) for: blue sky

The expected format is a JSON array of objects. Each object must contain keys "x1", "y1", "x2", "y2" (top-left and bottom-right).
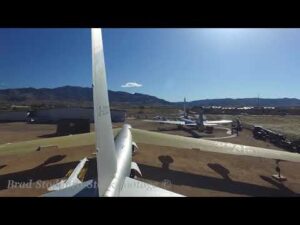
[{"x1": 0, "y1": 28, "x2": 299, "y2": 102}]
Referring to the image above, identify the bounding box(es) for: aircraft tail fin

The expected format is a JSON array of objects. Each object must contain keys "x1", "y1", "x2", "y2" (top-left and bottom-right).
[
  {"x1": 183, "y1": 97, "x2": 187, "y2": 118},
  {"x1": 197, "y1": 109, "x2": 204, "y2": 126},
  {"x1": 92, "y1": 28, "x2": 117, "y2": 196}
]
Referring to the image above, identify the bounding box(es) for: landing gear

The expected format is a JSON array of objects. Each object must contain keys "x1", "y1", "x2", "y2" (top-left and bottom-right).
[
  {"x1": 130, "y1": 162, "x2": 142, "y2": 178},
  {"x1": 130, "y1": 169, "x2": 137, "y2": 178},
  {"x1": 132, "y1": 142, "x2": 139, "y2": 155}
]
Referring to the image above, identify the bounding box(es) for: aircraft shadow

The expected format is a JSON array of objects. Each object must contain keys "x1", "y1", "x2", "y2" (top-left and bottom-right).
[
  {"x1": 149, "y1": 127, "x2": 180, "y2": 132},
  {"x1": 207, "y1": 163, "x2": 232, "y2": 181},
  {"x1": 1, "y1": 154, "x2": 296, "y2": 196},
  {"x1": 138, "y1": 163, "x2": 298, "y2": 196},
  {"x1": 183, "y1": 129, "x2": 207, "y2": 138},
  {"x1": 0, "y1": 154, "x2": 78, "y2": 191},
  {"x1": 38, "y1": 132, "x2": 91, "y2": 138},
  {"x1": 260, "y1": 175, "x2": 294, "y2": 194},
  {"x1": 158, "y1": 155, "x2": 174, "y2": 170},
  {"x1": 38, "y1": 133, "x2": 62, "y2": 138},
  {"x1": 0, "y1": 165, "x2": 7, "y2": 170},
  {"x1": 42, "y1": 155, "x2": 66, "y2": 165}
]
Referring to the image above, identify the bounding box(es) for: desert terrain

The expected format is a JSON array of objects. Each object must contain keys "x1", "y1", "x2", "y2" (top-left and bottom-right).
[{"x1": 0, "y1": 118, "x2": 299, "y2": 197}]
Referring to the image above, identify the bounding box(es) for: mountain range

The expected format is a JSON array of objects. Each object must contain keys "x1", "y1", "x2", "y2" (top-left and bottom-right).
[
  {"x1": 0, "y1": 86, "x2": 169, "y2": 107},
  {"x1": 0, "y1": 86, "x2": 299, "y2": 108},
  {"x1": 185, "y1": 98, "x2": 300, "y2": 107}
]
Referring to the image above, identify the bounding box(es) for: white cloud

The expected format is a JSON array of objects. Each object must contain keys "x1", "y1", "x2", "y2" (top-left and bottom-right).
[{"x1": 121, "y1": 82, "x2": 142, "y2": 88}]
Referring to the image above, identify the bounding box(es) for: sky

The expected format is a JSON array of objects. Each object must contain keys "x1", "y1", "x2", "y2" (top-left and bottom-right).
[{"x1": 0, "y1": 28, "x2": 300, "y2": 102}]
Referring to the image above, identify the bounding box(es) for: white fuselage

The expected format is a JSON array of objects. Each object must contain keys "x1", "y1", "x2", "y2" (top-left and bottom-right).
[
  {"x1": 180, "y1": 117, "x2": 197, "y2": 125},
  {"x1": 104, "y1": 124, "x2": 132, "y2": 196}
]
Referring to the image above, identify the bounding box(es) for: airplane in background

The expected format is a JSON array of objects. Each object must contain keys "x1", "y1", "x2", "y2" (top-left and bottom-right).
[
  {"x1": 178, "y1": 98, "x2": 197, "y2": 119},
  {"x1": 42, "y1": 28, "x2": 300, "y2": 197},
  {"x1": 144, "y1": 97, "x2": 232, "y2": 130}
]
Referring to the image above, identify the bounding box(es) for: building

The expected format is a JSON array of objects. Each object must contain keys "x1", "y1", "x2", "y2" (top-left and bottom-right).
[
  {"x1": 0, "y1": 110, "x2": 28, "y2": 122},
  {"x1": 27, "y1": 107, "x2": 126, "y2": 123},
  {"x1": 110, "y1": 109, "x2": 127, "y2": 122}
]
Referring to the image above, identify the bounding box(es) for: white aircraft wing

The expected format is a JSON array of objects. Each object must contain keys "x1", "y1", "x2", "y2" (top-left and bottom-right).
[
  {"x1": 47, "y1": 178, "x2": 82, "y2": 192},
  {"x1": 203, "y1": 122, "x2": 218, "y2": 126},
  {"x1": 43, "y1": 180, "x2": 98, "y2": 197},
  {"x1": 132, "y1": 129, "x2": 300, "y2": 163},
  {"x1": 144, "y1": 119, "x2": 200, "y2": 126},
  {"x1": 48, "y1": 157, "x2": 88, "y2": 191},
  {"x1": 205, "y1": 120, "x2": 232, "y2": 124},
  {"x1": 120, "y1": 177, "x2": 183, "y2": 197},
  {"x1": 144, "y1": 119, "x2": 186, "y2": 125},
  {"x1": 185, "y1": 123, "x2": 198, "y2": 126}
]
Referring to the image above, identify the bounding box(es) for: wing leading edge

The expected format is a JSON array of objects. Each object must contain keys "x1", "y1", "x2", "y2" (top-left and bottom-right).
[
  {"x1": 205, "y1": 120, "x2": 232, "y2": 124},
  {"x1": 144, "y1": 119, "x2": 187, "y2": 125},
  {"x1": 144, "y1": 119, "x2": 200, "y2": 126}
]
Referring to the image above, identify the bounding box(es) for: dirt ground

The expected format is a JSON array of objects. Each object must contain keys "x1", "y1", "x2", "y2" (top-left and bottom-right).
[
  {"x1": 0, "y1": 122, "x2": 97, "y2": 145},
  {"x1": 0, "y1": 120, "x2": 287, "y2": 151},
  {"x1": 134, "y1": 143, "x2": 300, "y2": 197},
  {"x1": 213, "y1": 129, "x2": 284, "y2": 150},
  {"x1": 0, "y1": 122, "x2": 57, "y2": 144},
  {"x1": 0, "y1": 141, "x2": 299, "y2": 197},
  {"x1": 207, "y1": 114, "x2": 300, "y2": 141},
  {"x1": 0, "y1": 120, "x2": 299, "y2": 196}
]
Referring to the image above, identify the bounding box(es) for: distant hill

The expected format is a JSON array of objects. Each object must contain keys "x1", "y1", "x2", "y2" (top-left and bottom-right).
[
  {"x1": 0, "y1": 86, "x2": 299, "y2": 108},
  {"x1": 181, "y1": 98, "x2": 300, "y2": 107},
  {"x1": 0, "y1": 86, "x2": 170, "y2": 107}
]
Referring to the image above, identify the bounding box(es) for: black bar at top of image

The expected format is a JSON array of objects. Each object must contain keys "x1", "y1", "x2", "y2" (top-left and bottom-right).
[{"x1": 1, "y1": 5, "x2": 300, "y2": 28}]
